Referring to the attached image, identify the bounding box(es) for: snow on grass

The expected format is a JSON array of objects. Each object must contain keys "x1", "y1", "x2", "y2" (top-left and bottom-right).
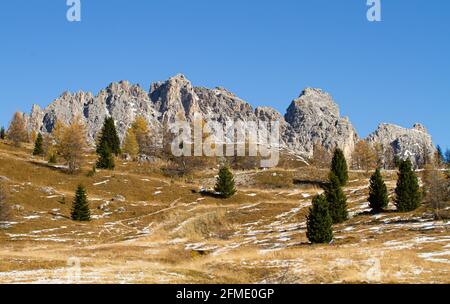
[
  {"x1": 418, "y1": 251, "x2": 450, "y2": 264},
  {"x1": 238, "y1": 203, "x2": 260, "y2": 210},
  {"x1": 23, "y1": 215, "x2": 41, "y2": 220},
  {"x1": 93, "y1": 180, "x2": 110, "y2": 186}
]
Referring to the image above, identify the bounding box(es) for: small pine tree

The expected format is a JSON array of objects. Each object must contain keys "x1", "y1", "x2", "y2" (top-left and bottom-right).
[
  {"x1": 436, "y1": 145, "x2": 444, "y2": 165},
  {"x1": 331, "y1": 148, "x2": 349, "y2": 186},
  {"x1": 97, "y1": 117, "x2": 121, "y2": 156},
  {"x1": 214, "y1": 165, "x2": 236, "y2": 198},
  {"x1": 395, "y1": 159, "x2": 422, "y2": 212},
  {"x1": 325, "y1": 173, "x2": 348, "y2": 224},
  {"x1": 96, "y1": 140, "x2": 115, "y2": 170},
  {"x1": 32, "y1": 133, "x2": 44, "y2": 156},
  {"x1": 368, "y1": 168, "x2": 389, "y2": 213},
  {"x1": 71, "y1": 185, "x2": 90, "y2": 221},
  {"x1": 306, "y1": 195, "x2": 333, "y2": 244},
  {"x1": 0, "y1": 127, "x2": 5, "y2": 140},
  {"x1": 48, "y1": 153, "x2": 57, "y2": 164}
]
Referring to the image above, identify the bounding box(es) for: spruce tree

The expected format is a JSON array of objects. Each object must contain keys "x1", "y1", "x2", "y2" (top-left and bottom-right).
[
  {"x1": 0, "y1": 127, "x2": 5, "y2": 140},
  {"x1": 96, "y1": 117, "x2": 121, "y2": 156},
  {"x1": 368, "y1": 168, "x2": 389, "y2": 213},
  {"x1": 32, "y1": 133, "x2": 44, "y2": 156},
  {"x1": 325, "y1": 172, "x2": 348, "y2": 224},
  {"x1": 306, "y1": 195, "x2": 333, "y2": 244},
  {"x1": 96, "y1": 140, "x2": 115, "y2": 169},
  {"x1": 214, "y1": 165, "x2": 236, "y2": 198},
  {"x1": 71, "y1": 185, "x2": 90, "y2": 221},
  {"x1": 331, "y1": 148, "x2": 349, "y2": 186},
  {"x1": 436, "y1": 145, "x2": 444, "y2": 164},
  {"x1": 445, "y1": 148, "x2": 450, "y2": 164},
  {"x1": 395, "y1": 159, "x2": 421, "y2": 212}
]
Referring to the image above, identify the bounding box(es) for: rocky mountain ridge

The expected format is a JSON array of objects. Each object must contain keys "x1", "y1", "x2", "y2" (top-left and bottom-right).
[{"x1": 22, "y1": 74, "x2": 436, "y2": 166}]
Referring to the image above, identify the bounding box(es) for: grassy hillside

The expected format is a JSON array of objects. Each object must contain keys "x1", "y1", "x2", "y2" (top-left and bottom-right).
[{"x1": 0, "y1": 140, "x2": 448, "y2": 283}]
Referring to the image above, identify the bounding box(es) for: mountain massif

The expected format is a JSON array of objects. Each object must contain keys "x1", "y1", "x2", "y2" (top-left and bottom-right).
[{"x1": 21, "y1": 74, "x2": 436, "y2": 166}]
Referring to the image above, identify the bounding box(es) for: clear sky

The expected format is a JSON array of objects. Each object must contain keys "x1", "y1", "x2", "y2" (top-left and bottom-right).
[{"x1": 0, "y1": 0, "x2": 448, "y2": 148}]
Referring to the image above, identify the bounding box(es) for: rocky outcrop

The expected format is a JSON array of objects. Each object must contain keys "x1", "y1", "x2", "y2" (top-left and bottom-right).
[
  {"x1": 25, "y1": 81, "x2": 160, "y2": 144},
  {"x1": 284, "y1": 88, "x2": 359, "y2": 160},
  {"x1": 21, "y1": 74, "x2": 434, "y2": 165},
  {"x1": 366, "y1": 123, "x2": 436, "y2": 168}
]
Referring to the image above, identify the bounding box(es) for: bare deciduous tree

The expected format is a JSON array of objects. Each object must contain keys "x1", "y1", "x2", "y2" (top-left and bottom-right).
[
  {"x1": 352, "y1": 140, "x2": 377, "y2": 172},
  {"x1": 423, "y1": 164, "x2": 449, "y2": 219},
  {"x1": 311, "y1": 142, "x2": 332, "y2": 169},
  {"x1": 57, "y1": 117, "x2": 87, "y2": 174},
  {"x1": 7, "y1": 112, "x2": 29, "y2": 147}
]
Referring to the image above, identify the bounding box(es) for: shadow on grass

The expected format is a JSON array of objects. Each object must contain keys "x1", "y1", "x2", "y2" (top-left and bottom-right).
[
  {"x1": 29, "y1": 160, "x2": 74, "y2": 175},
  {"x1": 293, "y1": 179, "x2": 329, "y2": 189}
]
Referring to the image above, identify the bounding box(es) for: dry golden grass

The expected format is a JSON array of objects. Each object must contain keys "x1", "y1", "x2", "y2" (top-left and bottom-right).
[{"x1": 0, "y1": 140, "x2": 448, "y2": 284}]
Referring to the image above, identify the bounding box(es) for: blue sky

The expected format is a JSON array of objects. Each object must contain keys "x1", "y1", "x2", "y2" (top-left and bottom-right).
[{"x1": 0, "y1": 0, "x2": 448, "y2": 148}]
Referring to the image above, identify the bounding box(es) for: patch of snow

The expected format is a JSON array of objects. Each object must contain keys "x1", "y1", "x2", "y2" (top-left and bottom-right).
[{"x1": 93, "y1": 180, "x2": 110, "y2": 186}]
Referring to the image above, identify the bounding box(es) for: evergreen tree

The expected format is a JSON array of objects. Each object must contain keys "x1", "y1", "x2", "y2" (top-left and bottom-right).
[
  {"x1": 325, "y1": 172, "x2": 348, "y2": 224},
  {"x1": 368, "y1": 168, "x2": 389, "y2": 213},
  {"x1": 32, "y1": 133, "x2": 44, "y2": 156},
  {"x1": 306, "y1": 195, "x2": 333, "y2": 244},
  {"x1": 395, "y1": 159, "x2": 422, "y2": 212},
  {"x1": 71, "y1": 185, "x2": 90, "y2": 221},
  {"x1": 96, "y1": 140, "x2": 115, "y2": 169},
  {"x1": 0, "y1": 127, "x2": 5, "y2": 140},
  {"x1": 96, "y1": 117, "x2": 121, "y2": 156},
  {"x1": 436, "y1": 145, "x2": 444, "y2": 164},
  {"x1": 445, "y1": 148, "x2": 450, "y2": 165},
  {"x1": 214, "y1": 165, "x2": 236, "y2": 198},
  {"x1": 331, "y1": 148, "x2": 349, "y2": 186}
]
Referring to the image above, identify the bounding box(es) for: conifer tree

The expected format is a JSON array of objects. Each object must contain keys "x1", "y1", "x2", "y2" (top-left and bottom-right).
[
  {"x1": 436, "y1": 145, "x2": 444, "y2": 165},
  {"x1": 395, "y1": 159, "x2": 422, "y2": 212},
  {"x1": 331, "y1": 148, "x2": 349, "y2": 186},
  {"x1": 325, "y1": 172, "x2": 348, "y2": 224},
  {"x1": 0, "y1": 127, "x2": 5, "y2": 140},
  {"x1": 131, "y1": 116, "x2": 150, "y2": 154},
  {"x1": 7, "y1": 112, "x2": 28, "y2": 146},
  {"x1": 57, "y1": 117, "x2": 87, "y2": 174},
  {"x1": 71, "y1": 185, "x2": 90, "y2": 221},
  {"x1": 214, "y1": 165, "x2": 236, "y2": 198},
  {"x1": 368, "y1": 168, "x2": 389, "y2": 213},
  {"x1": 306, "y1": 195, "x2": 333, "y2": 244},
  {"x1": 32, "y1": 133, "x2": 44, "y2": 156},
  {"x1": 96, "y1": 140, "x2": 115, "y2": 169},
  {"x1": 97, "y1": 117, "x2": 121, "y2": 156},
  {"x1": 122, "y1": 128, "x2": 139, "y2": 160}
]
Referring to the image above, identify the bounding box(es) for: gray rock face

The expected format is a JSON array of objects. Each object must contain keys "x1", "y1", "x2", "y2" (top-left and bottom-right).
[
  {"x1": 284, "y1": 88, "x2": 358, "y2": 160},
  {"x1": 22, "y1": 74, "x2": 434, "y2": 165},
  {"x1": 366, "y1": 123, "x2": 436, "y2": 167},
  {"x1": 25, "y1": 81, "x2": 160, "y2": 144}
]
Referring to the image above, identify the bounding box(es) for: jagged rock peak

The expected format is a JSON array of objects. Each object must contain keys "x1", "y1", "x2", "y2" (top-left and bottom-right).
[
  {"x1": 366, "y1": 123, "x2": 436, "y2": 168},
  {"x1": 284, "y1": 88, "x2": 358, "y2": 159}
]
